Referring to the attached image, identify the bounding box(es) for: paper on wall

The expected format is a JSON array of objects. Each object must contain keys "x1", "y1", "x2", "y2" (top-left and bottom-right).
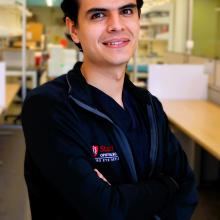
[{"x1": 148, "y1": 64, "x2": 208, "y2": 100}]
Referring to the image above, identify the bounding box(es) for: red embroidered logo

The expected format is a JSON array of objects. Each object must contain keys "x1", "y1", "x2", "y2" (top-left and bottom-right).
[
  {"x1": 91, "y1": 145, "x2": 119, "y2": 163},
  {"x1": 92, "y1": 145, "x2": 99, "y2": 157}
]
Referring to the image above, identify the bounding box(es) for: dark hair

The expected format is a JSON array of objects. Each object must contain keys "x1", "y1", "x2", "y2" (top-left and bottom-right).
[{"x1": 61, "y1": 0, "x2": 144, "y2": 50}]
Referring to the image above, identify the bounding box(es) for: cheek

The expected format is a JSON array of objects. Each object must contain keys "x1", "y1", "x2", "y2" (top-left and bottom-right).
[
  {"x1": 130, "y1": 23, "x2": 140, "y2": 49},
  {"x1": 128, "y1": 20, "x2": 140, "y2": 38},
  {"x1": 133, "y1": 23, "x2": 140, "y2": 37},
  {"x1": 80, "y1": 26, "x2": 104, "y2": 46}
]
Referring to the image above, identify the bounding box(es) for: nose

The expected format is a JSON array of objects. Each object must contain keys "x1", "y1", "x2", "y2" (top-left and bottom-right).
[{"x1": 107, "y1": 12, "x2": 124, "y2": 32}]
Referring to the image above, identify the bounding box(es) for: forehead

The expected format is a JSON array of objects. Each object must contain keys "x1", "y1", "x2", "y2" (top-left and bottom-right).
[{"x1": 78, "y1": 0, "x2": 137, "y2": 11}]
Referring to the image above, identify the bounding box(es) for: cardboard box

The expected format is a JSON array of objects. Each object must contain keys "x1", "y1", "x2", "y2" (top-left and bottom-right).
[{"x1": 26, "y1": 22, "x2": 44, "y2": 42}]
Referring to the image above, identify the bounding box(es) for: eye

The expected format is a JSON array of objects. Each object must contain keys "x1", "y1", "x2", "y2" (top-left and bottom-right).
[
  {"x1": 91, "y1": 12, "x2": 105, "y2": 20},
  {"x1": 121, "y1": 8, "x2": 133, "y2": 16}
]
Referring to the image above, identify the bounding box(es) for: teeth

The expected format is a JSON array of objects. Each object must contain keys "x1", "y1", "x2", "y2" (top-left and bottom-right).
[{"x1": 107, "y1": 41, "x2": 122, "y2": 46}]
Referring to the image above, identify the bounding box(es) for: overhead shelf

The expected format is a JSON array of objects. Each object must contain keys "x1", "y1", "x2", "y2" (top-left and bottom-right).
[
  {"x1": 141, "y1": 16, "x2": 170, "y2": 27},
  {"x1": 0, "y1": 0, "x2": 23, "y2": 6},
  {"x1": 0, "y1": 26, "x2": 22, "y2": 38},
  {"x1": 155, "y1": 32, "x2": 169, "y2": 41},
  {"x1": 141, "y1": 2, "x2": 171, "y2": 14},
  {"x1": 0, "y1": 1, "x2": 32, "y2": 38},
  {"x1": 139, "y1": 37, "x2": 168, "y2": 42}
]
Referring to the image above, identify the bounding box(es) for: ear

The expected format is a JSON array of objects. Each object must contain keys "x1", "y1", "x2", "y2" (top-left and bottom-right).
[{"x1": 65, "y1": 17, "x2": 80, "y2": 44}]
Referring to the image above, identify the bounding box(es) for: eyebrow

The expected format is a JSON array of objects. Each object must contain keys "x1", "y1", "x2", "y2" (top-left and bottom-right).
[{"x1": 86, "y1": 3, "x2": 137, "y2": 15}]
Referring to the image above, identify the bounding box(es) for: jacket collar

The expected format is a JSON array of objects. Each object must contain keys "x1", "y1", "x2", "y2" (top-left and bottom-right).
[
  {"x1": 66, "y1": 62, "x2": 95, "y2": 107},
  {"x1": 66, "y1": 61, "x2": 150, "y2": 106}
]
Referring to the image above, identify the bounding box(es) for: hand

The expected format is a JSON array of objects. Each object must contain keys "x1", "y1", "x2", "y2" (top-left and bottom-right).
[{"x1": 94, "y1": 169, "x2": 111, "y2": 186}]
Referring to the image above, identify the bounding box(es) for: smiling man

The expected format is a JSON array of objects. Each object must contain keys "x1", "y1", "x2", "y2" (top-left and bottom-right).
[{"x1": 22, "y1": 0, "x2": 198, "y2": 219}]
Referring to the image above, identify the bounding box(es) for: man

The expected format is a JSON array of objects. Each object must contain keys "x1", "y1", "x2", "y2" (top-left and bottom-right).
[{"x1": 22, "y1": 0, "x2": 198, "y2": 219}]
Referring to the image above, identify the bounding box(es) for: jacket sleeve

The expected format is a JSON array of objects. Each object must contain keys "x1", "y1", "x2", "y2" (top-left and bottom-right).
[
  {"x1": 22, "y1": 93, "x2": 178, "y2": 220},
  {"x1": 153, "y1": 97, "x2": 198, "y2": 220}
]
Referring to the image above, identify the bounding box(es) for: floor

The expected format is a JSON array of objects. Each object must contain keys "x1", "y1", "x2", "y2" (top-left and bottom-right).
[
  {"x1": 0, "y1": 127, "x2": 219, "y2": 220},
  {"x1": 0, "y1": 127, "x2": 30, "y2": 220},
  {"x1": 193, "y1": 185, "x2": 220, "y2": 220}
]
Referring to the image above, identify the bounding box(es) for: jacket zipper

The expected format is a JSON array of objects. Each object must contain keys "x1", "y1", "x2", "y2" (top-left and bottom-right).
[
  {"x1": 66, "y1": 74, "x2": 159, "y2": 181},
  {"x1": 69, "y1": 95, "x2": 138, "y2": 183}
]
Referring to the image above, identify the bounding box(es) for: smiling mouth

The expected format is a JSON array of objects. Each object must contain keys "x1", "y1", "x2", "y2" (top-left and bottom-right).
[{"x1": 103, "y1": 39, "x2": 130, "y2": 48}]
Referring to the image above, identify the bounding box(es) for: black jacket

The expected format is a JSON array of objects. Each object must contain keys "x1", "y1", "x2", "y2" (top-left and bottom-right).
[{"x1": 22, "y1": 62, "x2": 198, "y2": 220}]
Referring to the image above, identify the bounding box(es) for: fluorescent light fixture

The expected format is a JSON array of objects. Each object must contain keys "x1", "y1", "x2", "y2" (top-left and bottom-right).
[{"x1": 46, "y1": 0, "x2": 53, "y2": 7}]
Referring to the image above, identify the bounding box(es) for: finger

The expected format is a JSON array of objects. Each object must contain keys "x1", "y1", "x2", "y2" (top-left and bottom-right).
[
  {"x1": 94, "y1": 169, "x2": 107, "y2": 181},
  {"x1": 94, "y1": 169, "x2": 103, "y2": 178},
  {"x1": 94, "y1": 169, "x2": 111, "y2": 185}
]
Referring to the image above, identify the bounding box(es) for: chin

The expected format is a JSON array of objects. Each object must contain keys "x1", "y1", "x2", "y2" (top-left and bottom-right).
[
  {"x1": 106, "y1": 55, "x2": 131, "y2": 66},
  {"x1": 107, "y1": 60, "x2": 129, "y2": 67}
]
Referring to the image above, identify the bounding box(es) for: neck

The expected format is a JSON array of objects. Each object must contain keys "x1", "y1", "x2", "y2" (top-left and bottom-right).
[{"x1": 81, "y1": 61, "x2": 126, "y2": 108}]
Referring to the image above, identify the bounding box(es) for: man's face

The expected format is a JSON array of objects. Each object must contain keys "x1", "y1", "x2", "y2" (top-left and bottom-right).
[{"x1": 71, "y1": 0, "x2": 140, "y2": 68}]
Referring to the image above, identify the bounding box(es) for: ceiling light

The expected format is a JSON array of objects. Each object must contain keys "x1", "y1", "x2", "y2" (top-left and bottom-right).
[{"x1": 46, "y1": 0, "x2": 53, "y2": 7}]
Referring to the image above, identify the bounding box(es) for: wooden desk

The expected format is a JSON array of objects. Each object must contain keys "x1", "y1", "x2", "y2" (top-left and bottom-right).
[
  {"x1": 0, "y1": 83, "x2": 20, "y2": 116},
  {"x1": 162, "y1": 100, "x2": 220, "y2": 160},
  {"x1": 6, "y1": 70, "x2": 37, "y2": 88}
]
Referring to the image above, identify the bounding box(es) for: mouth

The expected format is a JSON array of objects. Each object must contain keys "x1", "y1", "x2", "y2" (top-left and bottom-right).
[{"x1": 102, "y1": 38, "x2": 130, "y2": 48}]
